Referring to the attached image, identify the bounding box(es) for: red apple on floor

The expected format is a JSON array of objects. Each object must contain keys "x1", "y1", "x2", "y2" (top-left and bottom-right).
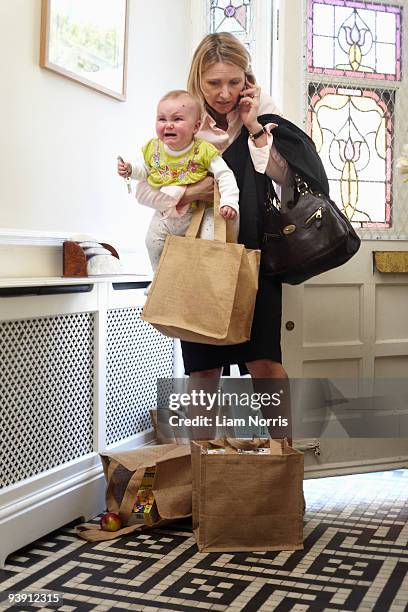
[{"x1": 100, "y1": 512, "x2": 122, "y2": 532}]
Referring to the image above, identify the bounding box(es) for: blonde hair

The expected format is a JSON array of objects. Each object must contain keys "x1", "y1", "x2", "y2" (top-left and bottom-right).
[
  {"x1": 187, "y1": 33, "x2": 255, "y2": 109},
  {"x1": 159, "y1": 89, "x2": 202, "y2": 119}
]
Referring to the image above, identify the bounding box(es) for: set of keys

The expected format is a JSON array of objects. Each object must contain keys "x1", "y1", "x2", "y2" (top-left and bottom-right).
[{"x1": 117, "y1": 156, "x2": 132, "y2": 194}]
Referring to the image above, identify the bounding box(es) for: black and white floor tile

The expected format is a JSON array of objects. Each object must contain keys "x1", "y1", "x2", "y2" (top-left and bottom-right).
[{"x1": 1, "y1": 470, "x2": 407, "y2": 611}]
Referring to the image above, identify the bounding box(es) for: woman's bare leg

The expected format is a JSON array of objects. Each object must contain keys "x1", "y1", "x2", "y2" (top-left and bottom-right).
[
  {"x1": 187, "y1": 368, "x2": 222, "y2": 439},
  {"x1": 246, "y1": 359, "x2": 292, "y2": 444},
  {"x1": 189, "y1": 368, "x2": 223, "y2": 381},
  {"x1": 246, "y1": 359, "x2": 288, "y2": 379}
]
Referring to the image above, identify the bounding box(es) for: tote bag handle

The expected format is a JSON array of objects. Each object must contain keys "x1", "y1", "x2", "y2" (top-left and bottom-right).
[{"x1": 185, "y1": 187, "x2": 227, "y2": 243}]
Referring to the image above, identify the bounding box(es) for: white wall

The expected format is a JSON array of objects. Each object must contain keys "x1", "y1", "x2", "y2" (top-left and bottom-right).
[
  {"x1": 270, "y1": 0, "x2": 303, "y2": 125},
  {"x1": 0, "y1": 0, "x2": 192, "y2": 274}
]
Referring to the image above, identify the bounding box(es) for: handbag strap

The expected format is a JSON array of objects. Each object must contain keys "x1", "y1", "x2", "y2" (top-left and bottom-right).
[
  {"x1": 294, "y1": 174, "x2": 326, "y2": 198},
  {"x1": 184, "y1": 186, "x2": 227, "y2": 243},
  {"x1": 294, "y1": 174, "x2": 311, "y2": 195}
]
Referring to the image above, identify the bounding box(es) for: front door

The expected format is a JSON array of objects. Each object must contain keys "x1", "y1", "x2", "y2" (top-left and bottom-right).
[{"x1": 278, "y1": 0, "x2": 408, "y2": 476}]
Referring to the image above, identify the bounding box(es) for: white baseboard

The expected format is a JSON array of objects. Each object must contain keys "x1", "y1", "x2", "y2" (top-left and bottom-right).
[
  {"x1": 304, "y1": 455, "x2": 408, "y2": 479},
  {"x1": 0, "y1": 431, "x2": 156, "y2": 568},
  {"x1": 0, "y1": 458, "x2": 105, "y2": 568}
]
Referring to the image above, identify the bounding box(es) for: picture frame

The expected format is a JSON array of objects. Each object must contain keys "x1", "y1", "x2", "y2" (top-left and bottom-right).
[{"x1": 40, "y1": 0, "x2": 129, "y2": 101}]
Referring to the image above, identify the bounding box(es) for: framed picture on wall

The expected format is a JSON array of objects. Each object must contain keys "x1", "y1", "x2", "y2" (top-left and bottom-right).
[{"x1": 40, "y1": 0, "x2": 129, "y2": 101}]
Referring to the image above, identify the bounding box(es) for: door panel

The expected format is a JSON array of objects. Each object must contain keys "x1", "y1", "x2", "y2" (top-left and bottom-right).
[
  {"x1": 282, "y1": 241, "x2": 408, "y2": 475},
  {"x1": 303, "y1": 285, "x2": 361, "y2": 345}
]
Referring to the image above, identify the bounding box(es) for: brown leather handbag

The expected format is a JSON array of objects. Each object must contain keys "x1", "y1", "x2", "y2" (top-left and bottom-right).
[{"x1": 261, "y1": 175, "x2": 361, "y2": 284}]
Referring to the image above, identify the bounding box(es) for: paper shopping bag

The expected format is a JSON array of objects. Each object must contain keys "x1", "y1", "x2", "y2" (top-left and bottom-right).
[
  {"x1": 191, "y1": 438, "x2": 304, "y2": 552},
  {"x1": 141, "y1": 187, "x2": 260, "y2": 345}
]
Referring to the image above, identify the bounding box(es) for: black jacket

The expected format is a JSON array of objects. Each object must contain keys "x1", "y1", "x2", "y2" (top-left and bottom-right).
[{"x1": 222, "y1": 114, "x2": 330, "y2": 249}]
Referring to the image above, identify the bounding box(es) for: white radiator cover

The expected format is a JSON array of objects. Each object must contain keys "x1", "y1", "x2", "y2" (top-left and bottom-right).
[
  {"x1": 0, "y1": 278, "x2": 174, "y2": 566},
  {"x1": 106, "y1": 308, "x2": 173, "y2": 446},
  {"x1": 1, "y1": 313, "x2": 95, "y2": 488}
]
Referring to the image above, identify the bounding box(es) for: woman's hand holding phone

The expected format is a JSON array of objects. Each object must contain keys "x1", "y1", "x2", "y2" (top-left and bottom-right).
[{"x1": 238, "y1": 79, "x2": 262, "y2": 134}]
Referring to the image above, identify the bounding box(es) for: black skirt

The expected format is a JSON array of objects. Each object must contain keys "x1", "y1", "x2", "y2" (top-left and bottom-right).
[{"x1": 181, "y1": 274, "x2": 282, "y2": 375}]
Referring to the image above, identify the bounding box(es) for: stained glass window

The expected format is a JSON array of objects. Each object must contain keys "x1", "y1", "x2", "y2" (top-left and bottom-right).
[
  {"x1": 308, "y1": 84, "x2": 393, "y2": 228},
  {"x1": 308, "y1": 0, "x2": 402, "y2": 81},
  {"x1": 210, "y1": 0, "x2": 252, "y2": 46}
]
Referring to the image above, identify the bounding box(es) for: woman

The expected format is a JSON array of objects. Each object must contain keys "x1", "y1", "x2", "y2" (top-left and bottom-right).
[{"x1": 136, "y1": 32, "x2": 293, "y2": 386}]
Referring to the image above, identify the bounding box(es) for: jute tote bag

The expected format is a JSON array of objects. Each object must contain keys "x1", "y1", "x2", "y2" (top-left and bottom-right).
[
  {"x1": 191, "y1": 438, "x2": 304, "y2": 552},
  {"x1": 77, "y1": 444, "x2": 191, "y2": 541},
  {"x1": 141, "y1": 187, "x2": 260, "y2": 345}
]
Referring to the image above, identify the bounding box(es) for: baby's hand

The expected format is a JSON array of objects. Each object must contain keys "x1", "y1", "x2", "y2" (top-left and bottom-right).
[
  {"x1": 117, "y1": 157, "x2": 132, "y2": 177},
  {"x1": 219, "y1": 205, "x2": 237, "y2": 220}
]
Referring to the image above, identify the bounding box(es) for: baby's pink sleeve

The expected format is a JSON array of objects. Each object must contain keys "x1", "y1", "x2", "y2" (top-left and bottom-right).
[{"x1": 134, "y1": 180, "x2": 187, "y2": 214}]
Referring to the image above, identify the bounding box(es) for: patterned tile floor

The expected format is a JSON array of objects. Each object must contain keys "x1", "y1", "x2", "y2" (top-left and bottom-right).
[{"x1": 0, "y1": 470, "x2": 407, "y2": 612}]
